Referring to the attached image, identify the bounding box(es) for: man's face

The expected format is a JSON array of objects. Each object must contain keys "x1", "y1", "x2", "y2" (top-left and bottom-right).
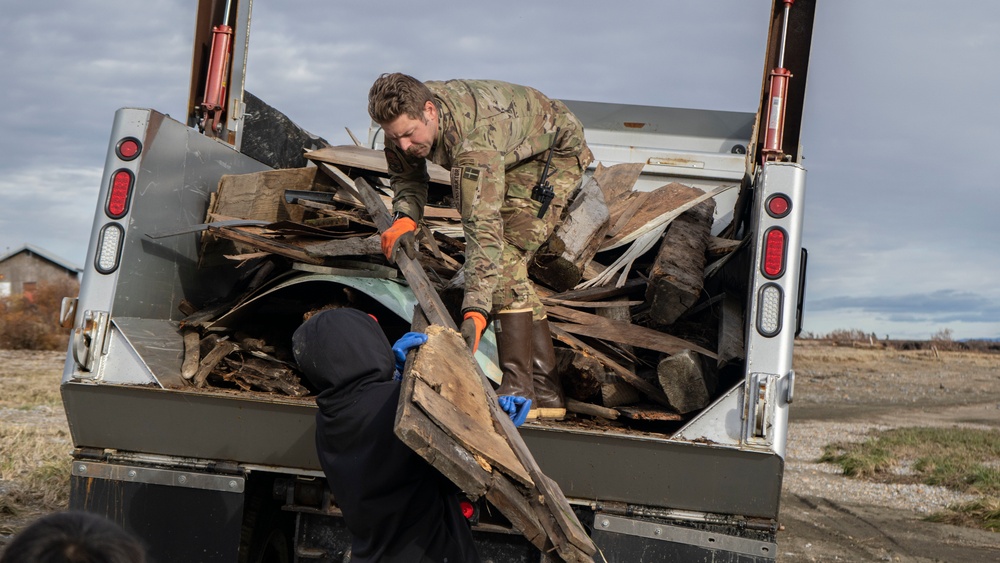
[{"x1": 381, "y1": 100, "x2": 437, "y2": 159}]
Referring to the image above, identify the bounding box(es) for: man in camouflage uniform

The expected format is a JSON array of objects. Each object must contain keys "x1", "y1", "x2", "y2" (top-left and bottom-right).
[{"x1": 369, "y1": 73, "x2": 594, "y2": 419}]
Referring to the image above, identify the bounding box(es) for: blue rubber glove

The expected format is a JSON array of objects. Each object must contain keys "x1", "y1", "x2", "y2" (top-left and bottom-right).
[
  {"x1": 498, "y1": 395, "x2": 532, "y2": 428},
  {"x1": 392, "y1": 332, "x2": 428, "y2": 376}
]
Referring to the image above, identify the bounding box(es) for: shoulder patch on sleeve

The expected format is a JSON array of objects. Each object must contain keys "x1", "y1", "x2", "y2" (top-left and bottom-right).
[{"x1": 384, "y1": 149, "x2": 404, "y2": 173}]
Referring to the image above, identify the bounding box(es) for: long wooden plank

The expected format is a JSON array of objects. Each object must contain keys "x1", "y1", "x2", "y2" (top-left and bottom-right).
[
  {"x1": 546, "y1": 304, "x2": 717, "y2": 359},
  {"x1": 306, "y1": 145, "x2": 451, "y2": 185},
  {"x1": 208, "y1": 226, "x2": 326, "y2": 265}
]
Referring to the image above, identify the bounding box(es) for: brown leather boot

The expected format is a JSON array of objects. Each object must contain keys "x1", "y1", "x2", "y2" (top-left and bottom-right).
[
  {"x1": 531, "y1": 317, "x2": 566, "y2": 420},
  {"x1": 494, "y1": 309, "x2": 537, "y2": 418}
]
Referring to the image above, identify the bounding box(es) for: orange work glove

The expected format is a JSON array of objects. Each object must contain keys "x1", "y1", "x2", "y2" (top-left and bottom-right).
[
  {"x1": 380, "y1": 216, "x2": 418, "y2": 261},
  {"x1": 461, "y1": 311, "x2": 487, "y2": 353}
]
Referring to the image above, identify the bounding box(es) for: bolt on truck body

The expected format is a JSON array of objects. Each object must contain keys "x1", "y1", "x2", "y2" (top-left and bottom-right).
[{"x1": 60, "y1": 1, "x2": 815, "y2": 561}]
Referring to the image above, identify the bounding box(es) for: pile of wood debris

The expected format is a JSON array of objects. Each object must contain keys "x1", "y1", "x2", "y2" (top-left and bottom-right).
[{"x1": 172, "y1": 145, "x2": 750, "y2": 428}]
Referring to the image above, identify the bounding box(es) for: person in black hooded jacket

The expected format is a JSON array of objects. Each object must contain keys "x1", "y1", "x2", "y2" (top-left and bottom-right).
[{"x1": 292, "y1": 308, "x2": 481, "y2": 563}]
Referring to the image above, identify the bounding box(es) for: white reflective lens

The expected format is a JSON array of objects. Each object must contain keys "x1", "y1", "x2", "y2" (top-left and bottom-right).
[
  {"x1": 96, "y1": 223, "x2": 124, "y2": 274},
  {"x1": 757, "y1": 283, "x2": 783, "y2": 337}
]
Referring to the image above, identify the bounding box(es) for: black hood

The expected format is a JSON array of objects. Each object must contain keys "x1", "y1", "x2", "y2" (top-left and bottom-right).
[{"x1": 292, "y1": 308, "x2": 394, "y2": 398}]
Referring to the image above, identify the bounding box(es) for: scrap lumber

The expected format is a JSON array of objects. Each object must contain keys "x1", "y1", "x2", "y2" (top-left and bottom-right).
[
  {"x1": 337, "y1": 174, "x2": 595, "y2": 561},
  {"x1": 306, "y1": 145, "x2": 451, "y2": 185},
  {"x1": 214, "y1": 167, "x2": 329, "y2": 224},
  {"x1": 207, "y1": 225, "x2": 326, "y2": 265},
  {"x1": 530, "y1": 175, "x2": 610, "y2": 291},
  {"x1": 656, "y1": 350, "x2": 711, "y2": 414},
  {"x1": 646, "y1": 198, "x2": 717, "y2": 326},
  {"x1": 181, "y1": 329, "x2": 201, "y2": 380},
  {"x1": 592, "y1": 161, "x2": 645, "y2": 202},
  {"x1": 546, "y1": 304, "x2": 717, "y2": 359},
  {"x1": 549, "y1": 324, "x2": 670, "y2": 408}
]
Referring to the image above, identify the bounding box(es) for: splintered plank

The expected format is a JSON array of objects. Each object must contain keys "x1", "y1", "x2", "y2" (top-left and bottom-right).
[
  {"x1": 411, "y1": 375, "x2": 532, "y2": 487},
  {"x1": 306, "y1": 145, "x2": 451, "y2": 185},
  {"x1": 393, "y1": 365, "x2": 493, "y2": 498},
  {"x1": 545, "y1": 304, "x2": 717, "y2": 359},
  {"x1": 207, "y1": 225, "x2": 326, "y2": 265}
]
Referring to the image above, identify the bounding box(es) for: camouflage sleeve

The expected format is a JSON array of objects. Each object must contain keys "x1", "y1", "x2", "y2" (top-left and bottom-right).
[
  {"x1": 384, "y1": 144, "x2": 429, "y2": 222},
  {"x1": 451, "y1": 149, "x2": 506, "y2": 315}
]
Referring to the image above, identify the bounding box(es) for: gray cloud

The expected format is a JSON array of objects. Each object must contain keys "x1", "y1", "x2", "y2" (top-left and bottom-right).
[{"x1": 808, "y1": 289, "x2": 1000, "y2": 325}]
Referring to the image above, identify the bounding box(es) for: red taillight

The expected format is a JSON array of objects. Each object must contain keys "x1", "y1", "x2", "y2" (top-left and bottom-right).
[
  {"x1": 766, "y1": 194, "x2": 790, "y2": 218},
  {"x1": 459, "y1": 500, "x2": 476, "y2": 520},
  {"x1": 116, "y1": 137, "x2": 142, "y2": 161},
  {"x1": 762, "y1": 228, "x2": 786, "y2": 278},
  {"x1": 106, "y1": 169, "x2": 134, "y2": 219}
]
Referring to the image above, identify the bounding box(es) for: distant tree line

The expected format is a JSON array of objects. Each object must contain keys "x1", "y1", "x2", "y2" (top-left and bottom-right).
[{"x1": 797, "y1": 327, "x2": 1000, "y2": 353}]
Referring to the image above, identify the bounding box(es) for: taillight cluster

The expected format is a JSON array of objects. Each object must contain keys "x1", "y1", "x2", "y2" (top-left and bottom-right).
[
  {"x1": 757, "y1": 193, "x2": 792, "y2": 337},
  {"x1": 96, "y1": 137, "x2": 141, "y2": 274}
]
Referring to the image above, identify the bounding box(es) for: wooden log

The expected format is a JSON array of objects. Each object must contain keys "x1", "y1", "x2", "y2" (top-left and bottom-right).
[
  {"x1": 656, "y1": 350, "x2": 710, "y2": 414},
  {"x1": 530, "y1": 176, "x2": 610, "y2": 291},
  {"x1": 565, "y1": 398, "x2": 618, "y2": 420},
  {"x1": 181, "y1": 329, "x2": 201, "y2": 381},
  {"x1": 646, "y1": 199, "x2": 716, "y2": 326}
]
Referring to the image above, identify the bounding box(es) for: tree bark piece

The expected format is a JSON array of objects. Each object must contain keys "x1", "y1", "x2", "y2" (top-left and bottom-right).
[
  {"x1": 646, "y1": 199, "x2": 717, "y2": 326},
  {"x1": 565, "y1": 399, "x2": 619, "y2": 420}
]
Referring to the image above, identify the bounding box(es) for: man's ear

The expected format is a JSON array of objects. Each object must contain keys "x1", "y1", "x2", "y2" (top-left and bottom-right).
[{"x1": 424, "y1": 100, "x2": 437, "y2": 122}]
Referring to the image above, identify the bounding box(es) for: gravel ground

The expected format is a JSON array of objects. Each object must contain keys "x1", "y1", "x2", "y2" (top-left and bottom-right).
[{"x1": 783, "y1": 420, "x2": 980, "y2": 515}]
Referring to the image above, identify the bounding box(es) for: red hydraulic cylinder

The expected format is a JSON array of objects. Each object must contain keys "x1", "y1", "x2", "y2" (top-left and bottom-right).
[
  {"x1": 761, "y1": 0, "x2": 795, "y2": 162},
  {"x1": 200, "y1": 24, "x2": 233, "y2": 132},
  {"x1": 761, "y1": 66, "x2": 792, "y2": 161}
]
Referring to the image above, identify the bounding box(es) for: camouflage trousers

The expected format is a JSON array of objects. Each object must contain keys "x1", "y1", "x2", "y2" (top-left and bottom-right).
[{"x1": 493, "y1": 155, "x2": 584, "y2": 319}]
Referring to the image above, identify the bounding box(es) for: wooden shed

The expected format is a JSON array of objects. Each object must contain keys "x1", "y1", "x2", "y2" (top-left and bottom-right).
[{"x1": 0, "y1": 244, "x2": 81, "y2": 299}]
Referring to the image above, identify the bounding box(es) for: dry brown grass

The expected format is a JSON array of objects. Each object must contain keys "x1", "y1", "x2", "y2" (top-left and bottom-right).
[{"x1": 0, "y1": 350, "x2": 71, "y2": 537}]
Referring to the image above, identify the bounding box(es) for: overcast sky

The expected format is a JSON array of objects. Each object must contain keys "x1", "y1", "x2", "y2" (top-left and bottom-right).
[{"x1": 1, "y1": 1, "x2": 998, "y2": 340}]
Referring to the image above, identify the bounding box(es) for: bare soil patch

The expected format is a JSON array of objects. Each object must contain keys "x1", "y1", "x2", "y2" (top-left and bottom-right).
[{"x1": 780, "y1": 341, "x2": 1000, "y2": 562}]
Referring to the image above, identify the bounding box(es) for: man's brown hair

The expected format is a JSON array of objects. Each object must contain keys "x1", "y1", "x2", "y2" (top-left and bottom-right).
[{"x1": 368, "y1": 73, "x2": 434, "y2": 124}]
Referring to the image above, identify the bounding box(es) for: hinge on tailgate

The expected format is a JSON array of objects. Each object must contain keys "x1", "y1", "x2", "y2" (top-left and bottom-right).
[
  {"x1": 72, "y1": 310, "x2": 111, "y2": 372},
  {"x1": 744, "y1": 373, "x2": 777, "y2": 445}
]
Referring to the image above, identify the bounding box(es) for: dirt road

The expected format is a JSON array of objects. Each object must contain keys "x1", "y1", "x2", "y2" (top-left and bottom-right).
[{"x1": 779, "y1": 343, "x2": 1000, "y2": 562}]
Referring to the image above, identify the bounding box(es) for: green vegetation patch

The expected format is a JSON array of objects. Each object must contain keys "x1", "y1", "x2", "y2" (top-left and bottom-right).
[{"x1": 820, "y1": 426, "x2": 1000, "y2": 530}]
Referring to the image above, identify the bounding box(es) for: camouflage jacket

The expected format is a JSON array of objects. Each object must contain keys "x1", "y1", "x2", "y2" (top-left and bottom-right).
[{"x1": 384, "y1": 79, "x2": 593, "y2": 315}]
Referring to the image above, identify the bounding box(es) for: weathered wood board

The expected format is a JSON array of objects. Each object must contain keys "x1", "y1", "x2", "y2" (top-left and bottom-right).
[{"x1": 306, "y1": 145, "x2": 451, "y2": 185}]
